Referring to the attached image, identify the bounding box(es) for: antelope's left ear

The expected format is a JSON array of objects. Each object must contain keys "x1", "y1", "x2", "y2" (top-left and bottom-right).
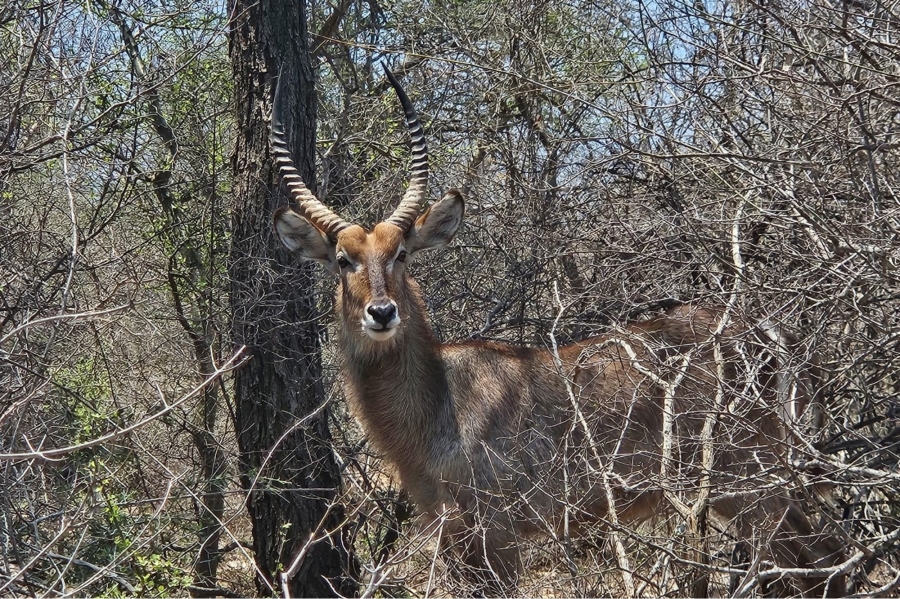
[
  {"x1": 406, "y1": 189, "x2": 465, "y2": 253},
  {"x1": 273, "y1": 207, "x2": 336, "y2": 267}
]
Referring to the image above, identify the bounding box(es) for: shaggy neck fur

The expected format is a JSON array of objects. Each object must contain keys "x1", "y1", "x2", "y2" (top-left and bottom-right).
[{"x1": 336, "y1": 274, "x2": 461, "y2": 509}]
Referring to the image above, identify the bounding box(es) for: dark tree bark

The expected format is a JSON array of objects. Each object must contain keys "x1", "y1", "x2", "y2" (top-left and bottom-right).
[{"x1": 228, "y1": 0, "x2": 354, "y2": 596}]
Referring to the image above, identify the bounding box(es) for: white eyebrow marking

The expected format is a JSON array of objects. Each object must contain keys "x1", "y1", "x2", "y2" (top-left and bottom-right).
[{"x1": 386, "y1": 245, "x2": 406, "y2": 275}]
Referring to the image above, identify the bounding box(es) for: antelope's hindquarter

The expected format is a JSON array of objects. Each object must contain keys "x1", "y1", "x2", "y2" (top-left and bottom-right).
[{"x1": 567, "y1": 314, "x2": 793, "y2": 502}]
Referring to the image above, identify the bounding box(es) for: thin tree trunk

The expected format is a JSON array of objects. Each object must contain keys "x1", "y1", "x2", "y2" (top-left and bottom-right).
[{"x1": 228, "y1": 0, "x2": 354, "y2": 595}]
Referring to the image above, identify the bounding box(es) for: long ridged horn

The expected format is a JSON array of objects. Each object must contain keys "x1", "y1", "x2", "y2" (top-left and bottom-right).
[
  {"x1": 383, "y1": 64, "x2": 429, "y2": 233},
  {"x1": 271, "y1": 68, "x2": 350, "y2": 239}
]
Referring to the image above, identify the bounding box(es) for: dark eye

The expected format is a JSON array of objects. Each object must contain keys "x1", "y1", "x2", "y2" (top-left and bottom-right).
[
  {"x1": 337, "y1": 255, "x2": 350, "y2": 269},
  {"x1": 396, "y1": 250, "x2": 408, "y2": 263}
]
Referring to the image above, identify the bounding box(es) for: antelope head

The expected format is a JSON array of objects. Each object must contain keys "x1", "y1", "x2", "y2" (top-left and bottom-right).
[{"x1": 272, "y1": 67, "x2": 464, "y2": 342}]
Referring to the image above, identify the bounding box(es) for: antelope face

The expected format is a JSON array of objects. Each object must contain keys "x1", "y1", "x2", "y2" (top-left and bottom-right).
[
  {"x1": 273, "y1": 191, "x2": 464, "y2": 342},
  {"x1": 336, "y1": 223, "x2": 406, "y2": 341}
]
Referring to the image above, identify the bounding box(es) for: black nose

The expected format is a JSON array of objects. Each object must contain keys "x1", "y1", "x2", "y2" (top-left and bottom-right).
[{"x1": 367, "y1": 302, "x2": 397, "y2": 326}]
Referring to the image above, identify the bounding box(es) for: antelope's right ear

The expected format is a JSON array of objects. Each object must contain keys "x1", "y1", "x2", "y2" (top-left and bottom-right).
[
  {"x1": 406, "y1": 189, "x2": 465, "y2": 253},
  {"x1": 273, "y1": 207, "x2": 335, "y2": 266}
]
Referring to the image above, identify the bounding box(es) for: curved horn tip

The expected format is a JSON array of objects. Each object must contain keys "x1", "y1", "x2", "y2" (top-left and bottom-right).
[
  {"x1": 382, "y1": 62, "x2": 413, "y2": 105},
  {"x1": 381, "y1": 60, "x2": 396, "y2": 80},
  {"x1": 271, "y1": 64, "x2": 287, "y2": 130}
]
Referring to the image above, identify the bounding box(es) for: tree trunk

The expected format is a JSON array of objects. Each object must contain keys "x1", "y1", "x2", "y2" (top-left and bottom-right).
[{"x1": 227, "y1": 0, "x2": 354, "y2": 596}]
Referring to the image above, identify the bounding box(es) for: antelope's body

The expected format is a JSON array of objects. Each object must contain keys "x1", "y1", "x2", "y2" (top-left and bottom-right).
[{"x1": 271, "y1": 66, "x2": 846, "y2": 596}]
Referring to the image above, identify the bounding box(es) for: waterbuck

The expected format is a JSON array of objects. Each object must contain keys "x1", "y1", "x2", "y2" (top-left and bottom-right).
[{"x1": 270, "y1": 66, "x2": 846, "y2": 596}]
